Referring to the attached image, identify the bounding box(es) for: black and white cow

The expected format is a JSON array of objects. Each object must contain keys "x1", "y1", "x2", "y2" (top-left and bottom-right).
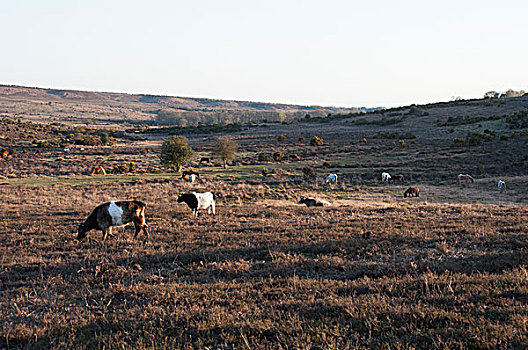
[
  {"x1": 177, "y1": 192, "x2": 216, "y2": 216},
  {"x1": 298, "y1": 196, "x2": 331, "y2": 207}
]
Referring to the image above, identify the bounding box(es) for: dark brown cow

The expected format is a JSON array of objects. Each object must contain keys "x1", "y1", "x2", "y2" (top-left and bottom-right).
[
  {"x1": 403, "y1": 187, "x2": 420, "y2": 197},
  {"x1": 298, "y1": 196, "x2": 331, "y2": 207},
  {"x1": 289, "y1": 153, "x2": 301, "y2": 161},
  {"x1": 77, "y1": 201, "x2": 149, "y2": 241},
  {"x1": 389, "y1": 174, "x2": 405, "y2": 184}
]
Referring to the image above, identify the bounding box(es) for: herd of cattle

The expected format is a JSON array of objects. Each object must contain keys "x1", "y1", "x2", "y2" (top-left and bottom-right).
[{"x1": 77, "y1": 170, "x2": 508, "y2": 241}]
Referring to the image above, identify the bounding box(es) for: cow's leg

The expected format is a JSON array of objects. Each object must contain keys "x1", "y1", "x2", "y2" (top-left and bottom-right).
[{"x1": 102, "y1": 227, "x2": 111, "y2": 240}]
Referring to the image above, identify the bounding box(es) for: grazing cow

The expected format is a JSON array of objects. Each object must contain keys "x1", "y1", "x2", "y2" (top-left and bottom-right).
[
  {"x1": 177, "y1": 192, "x2": 216, "y2": 216},
  {"x1": 91, "y1": 166, "x2": 107, "y2": 176},
  {"x1": 289, "y1": 153, "x2": 301, "y2": 161},
  {"x1": 182, "y1": 169, "x2": 200, "y2": 180},
  {"x1": 457, "y1": 174, "x2": 474, "y2": 184},
  {"x1": 403, "y1": 187, "x2": 420, "y2": 197},
  {"x1": 381, "y1": 172, "x2": 391, "y2": 183},
  {"x1": 325, "y1": 174, "x2": 338, "y2": 184},
  {"x1": 77, "y1": 200, "x2": 149, "y2": 241},
  {"x1": 498, "y1": 180, "x2": 506, "y2": 193},
  {"x1": 200, "y1": 157, "x2": 210, "y2": 163},
  {"x1": 298, "y1": 196, "x2": 331, "y2": 207},
  {"x1": 389, "y1": 174, "x2": 405, "y2": 184}
]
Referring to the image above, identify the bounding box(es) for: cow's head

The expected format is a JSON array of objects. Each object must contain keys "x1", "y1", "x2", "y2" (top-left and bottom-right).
[{"x1": 77, "y1": 223, "x2": 88, "y2": 240}]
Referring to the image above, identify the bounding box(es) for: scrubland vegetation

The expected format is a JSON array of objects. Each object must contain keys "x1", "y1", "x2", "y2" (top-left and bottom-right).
[{"x1": 1, "y1": 87, "x2": 528, "y2": 348}]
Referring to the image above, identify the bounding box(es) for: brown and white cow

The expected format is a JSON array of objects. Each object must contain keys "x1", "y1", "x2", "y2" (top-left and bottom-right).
[
  {"x1": 91, "y1": 166, "x2": 107, "y2": 176},
  {"x1": 182, "y1": 169, "x2": 200, "y2": 180},
  {"x1": 77, "y1": 200, "x2": 149, "y2": 241},
  {"x1": 298, "y1": 196, "x2": 331, "y2": 207},
  {"x1": 403, "y1": 187, "x2": 420, "y2": 197}
]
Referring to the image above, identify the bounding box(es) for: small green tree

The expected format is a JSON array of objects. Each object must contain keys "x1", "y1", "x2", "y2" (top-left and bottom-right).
[
  {"x1": 159, "y1": 135, "x2": 194, "y2": 172},
  {"x1": 212, "y1": 136, "x2": 237, "y2": 168}
]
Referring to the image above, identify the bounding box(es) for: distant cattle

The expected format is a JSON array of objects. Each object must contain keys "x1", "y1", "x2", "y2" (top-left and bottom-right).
[
  {"x1": 498, "y1": 180, "x2": 506, "y2": 193},
  {"x1": 325, "y1": 174, "x2": 338, "y2": 184},
  {"x1": 389, "y1": 174, "x2": 405, "y2": 184},
  {"x1": 457, "y1": 174, "x2": 474, "y2": 184},
  {"x1": 77, "y1": 200, "x2": 149, "y2": 241},
  {"x1": 177, "y1": 192, "x2": 216, "y2": 216},
  {"x1": 381, "y1": 172, "x2": 391, "y2": 183},
  {"x1": 298, "y1": 196, "x2": 331, "y2": 207},
  {"x1": 289, "y1": 153, "x2": 301, "y2": 161},
  {"x1": 91, "y1": 166, "x2": 107, "y2": 176},
  {"x1": 182, "y1": 170, "x2": 200, "y2": 180},
  {"x1": 403, "y1": 187, "x2": 420, "y2": 197},
  {"x1": 200, "y1": 157, "x2": 210, "y2": 163}
]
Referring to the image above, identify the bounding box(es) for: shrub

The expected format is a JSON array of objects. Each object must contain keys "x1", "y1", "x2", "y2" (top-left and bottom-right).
[
  {"x1": 322, "y1": 161, "x2": 331, "y2": 168},
  {"x1": 310, "y1": 135, "x2": 323, "y2": 146},
  {"x1": 302, "y1": 166, "x2": 315, "y2": 179},
  {"x1": 128, "y1": 161, "x2": 137, "y2": 172},
  {"x1": 277, "y1": 135, "x2": 286, "y2": 141},
  {"x1": 476, "y1": 165, "x2": 485, "y2": 174},
  {"x1": 112, "y1": 163, "x2": 129, "y2": 174},
  {"x1": 452, "y1": 138, "x2": 466, "y2": 147},
  {"x1": 272, "y1": 151, "x2": 284, "y2": 162},
  {"x1": 399, "y1": 140, "x2": 406, "y2": 147},
  {"x1": 500, "y1": 134, "x2": 510, "y2": 141},
  {"x1": 261, "y1": 168, "x2": 269, "y2": 176},
  {"x1": 258, "y1": 153, "x2": 270, "y2": 162},
  {"x1": 298, "y1": 137, "x2": 305, "y2": 143}
]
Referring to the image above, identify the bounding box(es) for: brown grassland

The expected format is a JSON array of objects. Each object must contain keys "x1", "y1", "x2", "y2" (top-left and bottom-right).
[{"x1": 1, "y1": 87, "x2": 528, "y2": 349}]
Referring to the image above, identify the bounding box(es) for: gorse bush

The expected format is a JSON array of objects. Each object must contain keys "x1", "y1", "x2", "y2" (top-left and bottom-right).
[
  {"x1": 302, "y1": 166, "x2": 315, "y2": 179},
  {"x1": 272, "y1": 151, "x2": 284, "y2": 162},
  {"x1": 310, "y1": 136, "x2": 324, "y2": 146},
  {"x1": 258, "y1": 153, "x2": 270, "y2": 162}
]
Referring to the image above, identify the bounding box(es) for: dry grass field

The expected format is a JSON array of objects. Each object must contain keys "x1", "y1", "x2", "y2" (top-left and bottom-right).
[
  {"x1": 1, "y1": 181, "x2": 528, "y2": 349},
  {"x1": 1, "y1": 87, "x2": 528, "y2": 349}
]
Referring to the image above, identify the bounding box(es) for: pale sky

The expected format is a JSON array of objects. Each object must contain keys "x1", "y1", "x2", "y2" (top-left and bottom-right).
[{"x1": 1, "y1": 0, "x2": 526, "y2": 108}]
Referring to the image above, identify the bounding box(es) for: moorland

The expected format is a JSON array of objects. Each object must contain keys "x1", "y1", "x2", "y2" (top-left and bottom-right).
[{"x1": 1, "y1": 85, "x2": 528, "y2": 349}]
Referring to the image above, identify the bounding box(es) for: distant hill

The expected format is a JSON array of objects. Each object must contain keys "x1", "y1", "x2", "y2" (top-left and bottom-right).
[{"x1": 0, "y1": 84, "x2": 376, "y2": 126}]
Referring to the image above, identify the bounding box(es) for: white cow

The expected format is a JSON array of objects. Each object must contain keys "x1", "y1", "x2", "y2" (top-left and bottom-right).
[
  {"x1": 325, "y1": 174, "x2": 338, "y2": 184},
  {"x1": 381, "y1": 172, "x2": 391, "y2": 183},
  {"x1": 498, "y1": 180, "x2": 506, "y2": 193}
]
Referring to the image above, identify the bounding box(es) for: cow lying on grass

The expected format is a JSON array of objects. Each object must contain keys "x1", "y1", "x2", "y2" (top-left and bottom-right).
[
  {"x1": 298, "y1": 196, "x2": 331, "y2": 207},
  {"x1": 77, "y1": 201, "x2": 149, "y2": 241},
  {"x1": 177, "y1": 192, "x2": 216, "y2": 216}
]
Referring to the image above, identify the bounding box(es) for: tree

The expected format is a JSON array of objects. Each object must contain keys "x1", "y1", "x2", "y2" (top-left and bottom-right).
[
  {"x1": 212, "y1": 137, "x2": 237, "y2": 168},
  {"x1": 159, "y1": 136, "x2": 194, "y2": 172}
]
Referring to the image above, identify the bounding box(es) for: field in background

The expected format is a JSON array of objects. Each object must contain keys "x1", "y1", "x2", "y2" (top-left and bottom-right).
[{"x1": 1, "y1": 87, "x2": 528, "y2": 348}]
